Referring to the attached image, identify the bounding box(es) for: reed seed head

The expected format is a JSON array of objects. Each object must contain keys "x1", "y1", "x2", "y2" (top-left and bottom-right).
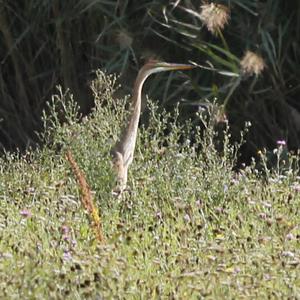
[
  {"x1": 116, "y1": 30, "x2": 133, "y2": 49},
  {"x1": 240, "y1": 51, "x2": 265, "y2": 76},
  {"x1": 199, "y1": 3, "x2": 230, "y2": 35}
]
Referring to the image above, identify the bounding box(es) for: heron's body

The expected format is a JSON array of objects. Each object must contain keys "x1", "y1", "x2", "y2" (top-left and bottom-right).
[{"x1": 112, "y1": 61, "x2": 194, "y2": 194}]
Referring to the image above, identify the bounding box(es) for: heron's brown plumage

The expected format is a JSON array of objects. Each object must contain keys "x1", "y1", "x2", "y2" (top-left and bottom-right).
[{"x1": 111, "y1": 61, "x2": 194, "y2": 194}]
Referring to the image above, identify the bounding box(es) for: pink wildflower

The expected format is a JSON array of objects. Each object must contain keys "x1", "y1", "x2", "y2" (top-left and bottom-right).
[
  {"x1": 276, "y1": 140, "x2": 286, "y2": 146},
  {"x1": 20, "y1": 209, "x2": 31, "y2": 218}
]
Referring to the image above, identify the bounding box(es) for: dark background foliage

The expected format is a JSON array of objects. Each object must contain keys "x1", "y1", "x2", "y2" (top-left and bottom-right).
[{"x1": 0, "y1": 0, "x2": 299, "y2": 162}]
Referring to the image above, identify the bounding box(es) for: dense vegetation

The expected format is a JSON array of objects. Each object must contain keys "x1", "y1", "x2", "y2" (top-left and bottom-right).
[
  {"x1": 1, "y1": 2, "x2": 300, "y2": 297},
  {"x1": 0, "y1": 72, "x2": 300, "y2": 298},
  {"x1": 0, "y1": 1, "x2": 299, "y2": 160}
]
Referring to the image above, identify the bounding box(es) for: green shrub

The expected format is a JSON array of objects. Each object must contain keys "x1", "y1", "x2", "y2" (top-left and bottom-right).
[{"x1": 0, "y1": 70, "x2": 299, "y2": 298}]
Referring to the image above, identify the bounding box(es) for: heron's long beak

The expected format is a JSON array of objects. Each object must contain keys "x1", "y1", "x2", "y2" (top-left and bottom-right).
[{"x1": 162, "y1": 63, "x2": 196, "y2": 71}]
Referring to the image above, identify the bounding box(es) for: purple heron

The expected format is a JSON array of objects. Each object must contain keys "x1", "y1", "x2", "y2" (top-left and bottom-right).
[{"x1": 111, "y1": 60, "x2": 194, "y2": 194}]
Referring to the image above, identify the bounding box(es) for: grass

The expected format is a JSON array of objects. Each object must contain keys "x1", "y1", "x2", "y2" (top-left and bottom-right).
[{"x1": 0, "y1": 71, "x2": 300, "y2": 299}]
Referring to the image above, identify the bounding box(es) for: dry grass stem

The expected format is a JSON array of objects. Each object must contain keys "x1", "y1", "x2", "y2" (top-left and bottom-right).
[{"x1": 66, "y1": 150, "x2": 105, "y2": 243}]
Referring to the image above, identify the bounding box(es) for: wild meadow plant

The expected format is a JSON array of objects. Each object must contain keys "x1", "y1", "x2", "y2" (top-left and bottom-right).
[{"x1": 0, "y1": 71, "x2": 299, "y2": 298}]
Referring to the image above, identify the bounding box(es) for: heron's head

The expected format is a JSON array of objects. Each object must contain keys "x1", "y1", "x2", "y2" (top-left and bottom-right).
[{"x1": 143, "y1": 60, "x2": 195, "y2": 75}]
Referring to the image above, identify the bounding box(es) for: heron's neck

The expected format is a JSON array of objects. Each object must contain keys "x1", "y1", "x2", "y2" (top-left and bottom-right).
[{"x1": 131, "y1": 71, "x2": 149, "y2": 110}]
